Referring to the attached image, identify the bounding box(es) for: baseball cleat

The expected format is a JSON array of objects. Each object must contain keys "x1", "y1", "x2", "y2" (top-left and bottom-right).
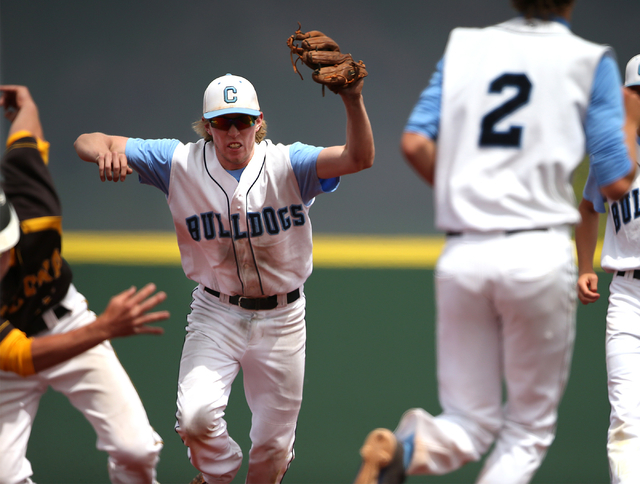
[
  {"x1": 188, "y1": 473, "x2": 206, "y2": 484},
  {"x1": 354, "y1": 428, "x2": 406, "y2": 484}
]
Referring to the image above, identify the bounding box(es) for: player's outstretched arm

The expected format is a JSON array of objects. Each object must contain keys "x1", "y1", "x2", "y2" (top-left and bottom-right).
[
  {"x1": 31, "y1": 283, "x2": 169, "y2": 373},
  {"x1": 575, "y1": 198, "x2": 601, "y2": 305},
  {"x1": 315, "y1": 79, "x2": 375, "y2": 179},
  {"x1": 401, "y1": 132, "x2": 437, "y2": 186},
  {"x1": 74, "y1": 132, "x2": 133, "y2": 182}
]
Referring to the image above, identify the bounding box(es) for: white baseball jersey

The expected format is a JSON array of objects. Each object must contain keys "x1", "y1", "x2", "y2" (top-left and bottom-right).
[
  {"x1": 435, "y1": 17, "x2": 609, "y2": 232},
  {"x1": 168, "y1": 139, "x2": 312, "y2": 297},
  {"x1": 584, "y1": 139, "x2": 640, "y2": 271}
]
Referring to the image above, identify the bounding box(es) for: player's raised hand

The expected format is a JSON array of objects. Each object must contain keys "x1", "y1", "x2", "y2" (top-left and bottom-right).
[
  {"x1": 0, "y1": 85, "x2": 45, "y2": 139},
  {"x1": 0, "y1": 85, "x2": 33, "y2": 120},
  {"x1": 94, "y1": 283, "x2": 169, "y2": 339},
  {"x1": 577, "y1": 272, "x2": 600, "y2": 305}
]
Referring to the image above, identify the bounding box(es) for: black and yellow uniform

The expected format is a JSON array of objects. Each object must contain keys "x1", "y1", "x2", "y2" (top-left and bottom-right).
[{"x1": 0, "y1": 130, "x2": 73, "y2": 375}]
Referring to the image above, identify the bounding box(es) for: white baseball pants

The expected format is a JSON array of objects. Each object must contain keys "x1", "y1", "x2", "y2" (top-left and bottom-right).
[
  {"x1": 0, "y1": 284, "x2": 163, "y2": 484},
  {"x1": 606, "y1": 272, "x2": 640, "y2": 484},
  {"x1": 175, "y1": 286, "x2": 306, "y2": 484},
  {"x1": 394, "y1": 227, "x2": 576, "y2": 484}
]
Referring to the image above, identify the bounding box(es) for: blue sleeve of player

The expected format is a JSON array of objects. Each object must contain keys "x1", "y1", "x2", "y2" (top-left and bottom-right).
[
  {"x1": 125, "y1": 138, "x2": 180, "y2": 196},
  {"x1": 585, "y1": 54, "x2": 631, "y2": 188},
  {"x1": 403, "y1": 57, "x2": 443, "y2": 140},
  {"x1": 582, "y1": 169, "x2": 607, "y2": 214},
  {"x1": 289, "y1": 142, "x2": 339, "y2": 205}
]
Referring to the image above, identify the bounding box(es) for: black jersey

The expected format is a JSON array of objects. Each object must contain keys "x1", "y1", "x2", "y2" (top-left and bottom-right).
[{"x1": 0, "y1": 134, "x2": 73, "y2": 336}]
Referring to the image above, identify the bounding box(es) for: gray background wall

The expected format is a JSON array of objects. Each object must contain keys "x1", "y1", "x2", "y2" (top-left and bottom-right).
[{"x1": 2, "y1": 0, "x2": 639, "y2": 235}]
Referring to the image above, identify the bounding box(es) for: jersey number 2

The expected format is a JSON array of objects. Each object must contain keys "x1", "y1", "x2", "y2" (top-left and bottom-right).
[{"x1": 479, "y1": 73, "x2": 532, "y2": 148}]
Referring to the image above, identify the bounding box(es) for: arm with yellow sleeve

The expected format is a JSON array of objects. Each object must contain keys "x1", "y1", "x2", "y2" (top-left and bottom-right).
[{"x1": 0, "y1": 283, "x2": 169, "y2": 376}]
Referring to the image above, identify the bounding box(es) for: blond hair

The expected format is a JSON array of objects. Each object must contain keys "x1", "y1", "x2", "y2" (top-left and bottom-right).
[
  {"x1": 511, "y1": 0, "x2": 574, "y2": 18},
  {"x1": 191, "y1": 118, "x2": 267, "y2": 143}
]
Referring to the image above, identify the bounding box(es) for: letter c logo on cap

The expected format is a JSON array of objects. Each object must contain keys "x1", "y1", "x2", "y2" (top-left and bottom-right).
[{"x1": 224, "y1": 86, "x2": 238, "y2": 104}]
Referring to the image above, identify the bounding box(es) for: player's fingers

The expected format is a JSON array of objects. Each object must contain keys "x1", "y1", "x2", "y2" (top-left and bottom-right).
[
  {"x1": 106, "y1": 285, "x2": 137, "y2": 310},
  {"x1": 96, "y1": 155, "x2": 106, "y2": 182},
  {"x1": 119, "y1": 155, "x2": 131, "y2": 182},
  {"x1": 133, "y1": 310, "x2": 170, "y2": 332},
  {"x1": 128, "y1": 283, "x2": 158, "y2": 305},
  {"x1": 581, "y1": 293, "x2": 600, "y2": 305},
  {"x1": 135, "y1": 326, "x2": 165, "y2": 335},
  {"x1": 111, "y1": 151, "x2": 122, "y2": 182},
  {"x1": 136, "y1": 291, "x2": 168, "y2": 315},
  {"x1": 103, "y1": 152, "x2": 114, "y2": 181}
]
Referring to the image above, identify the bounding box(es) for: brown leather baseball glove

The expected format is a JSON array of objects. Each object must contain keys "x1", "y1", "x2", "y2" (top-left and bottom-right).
[{"x1": 287, "y1": 23, "x2": 368, "y2": 95}]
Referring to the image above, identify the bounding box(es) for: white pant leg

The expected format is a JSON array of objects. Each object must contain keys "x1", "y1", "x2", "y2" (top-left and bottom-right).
[
  {"x1": 41, "y1": 286, "x2": 162, "y2": 484},
  {"x1": 396, "y1": 236, "x2": 506, "y2": 476},
  {"x1": 176, "y1": 289, "x2": 251, "y2": 483},
  {"x1": 477, "y1": 231, "x2": 576, "y2": 483},
  {"x1": 176, "y1": 288, "x2": 306, "y2": 484},
  {"x1": 606, "y1": 275, "x2": 640, "y2": 484},
  {"x1": 397, "y1": 229, "x2": 576, "y2": 484},
  {"x1": 0, "y1": 285, "x2": 162, "y2": 484},
  {"x1": 242, "y1": 296, "x2": 306, "y2": 484},
  {"x1": 0, "y1": 369, "x2": 48, "y2": 484}
]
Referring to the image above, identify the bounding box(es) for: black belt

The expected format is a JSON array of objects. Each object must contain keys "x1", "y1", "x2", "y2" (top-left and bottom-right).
[
  {"x1": 204, "y1": 287, "x2": 300, "y2": 310},
  {"x1": 617, "y1": 270, "x2": 640, "y2": 280},
  {"x1": 26, "y1": 304, "x2": 71, "y2": 337},
  {"x1": 446, "y1": 227, "x2": 549, "y2": 237}
]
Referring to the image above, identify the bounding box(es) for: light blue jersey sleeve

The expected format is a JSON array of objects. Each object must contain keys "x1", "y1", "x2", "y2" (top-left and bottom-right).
[
  {"x1": 289, "y1": 141, "x2": 338, "y2": 205},
  {"x1": 585, "y1": 54, "x2": 631, "y2": 188},
  {"x1": 582, "y1": 168, "x2": 607, "y2": 213},
  {"x1": 125, "y1": 138, "x2": 180, "y2": 196},
  {"x1": 404, "y1": 57, "x2": 443, "y2": 140}
]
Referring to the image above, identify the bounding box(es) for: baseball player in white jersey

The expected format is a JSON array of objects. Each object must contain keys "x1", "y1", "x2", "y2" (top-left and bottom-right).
[
  {"x1": 74, "y1": 73, "x2": 374, "y2": 483},
  {"x1": 576, "y1": 54, "x2": 640, "y2": 484},
  {"x1": 0, "y1": 85, "x2": 167, "y2": 484},
  {"x1": 354, "y1": 1, "x2": 640, "y2": 484}
]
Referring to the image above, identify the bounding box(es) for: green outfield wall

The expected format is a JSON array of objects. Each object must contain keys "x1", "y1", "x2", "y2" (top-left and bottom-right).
[{"x1": 25, "y1": 235, "x2": 611, "y2": 483}]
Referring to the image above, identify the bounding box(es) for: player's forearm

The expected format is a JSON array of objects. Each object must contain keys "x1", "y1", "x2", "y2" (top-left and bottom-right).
[
  {"x1": 575, "y1": 206, "x2": 600, "y2": 275},
  {"x1": 9, "y1": 99, "x2": 44, "y2": 141},
  {"x1": 341, "y1": 93, "x2": 375, "y2": 173},
  {"x1": 74, "y1": 132, "x2": 124, "y2": 163},
  {"x1": 401, "y1": 132, "x2": 436, "y2": 185},
  {"x1": 31, "y1": 321, "x2": 110, "y2": 373}
]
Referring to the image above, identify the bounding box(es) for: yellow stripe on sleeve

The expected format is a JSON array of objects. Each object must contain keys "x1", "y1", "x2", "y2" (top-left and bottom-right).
[
  {"x1": 0, "y1": 327, "x2": 35, "y2": 377},
  {"x1": 6, "y1": 130, "x2": 50, "y2": 164},
  {"x1": 21, "y1": 216, "x2": 62, "y2": 235}
]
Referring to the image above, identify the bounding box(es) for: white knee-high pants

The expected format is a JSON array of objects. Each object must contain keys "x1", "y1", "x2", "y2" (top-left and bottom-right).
[
  {"x1": 175, "y1": 286, "x2": 306, "y2": 484},
  {"x1": 395, "y1": 228, "x2": 576, "y2": 484}
]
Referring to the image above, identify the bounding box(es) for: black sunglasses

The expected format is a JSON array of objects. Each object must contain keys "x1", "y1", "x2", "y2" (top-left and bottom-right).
[{"x1": 209, "y1": 115, "x2": 257, "y2": 131}]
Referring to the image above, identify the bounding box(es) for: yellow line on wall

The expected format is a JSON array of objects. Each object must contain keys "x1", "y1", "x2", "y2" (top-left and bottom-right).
[{"x1": 61, "y1": 231, "x2": 603, "y2": 269}]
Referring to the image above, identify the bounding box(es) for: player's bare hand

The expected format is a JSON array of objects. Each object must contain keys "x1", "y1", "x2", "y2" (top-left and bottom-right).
[
  {"x1": 0, "y1": 85, "x2": 35, "y2": 121},
  {"x1": 577, "y1": 272, "x2": 600, "y2": 305},
  {"x1": 96, "y1": 283, "x2": 169, "y2": 338},
  {"x1": 96, "y1": 151, "x2": 133, "y2": 182},
  {"x1": 338, "y1": 77, "x2": 364, "y2": 99}
]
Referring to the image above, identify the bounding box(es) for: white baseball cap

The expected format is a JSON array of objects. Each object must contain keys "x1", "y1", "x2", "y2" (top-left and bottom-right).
[
  {"x1": 625, "y1": 54, "x2": 640, "y2": 88},
  {"x1": 0, "y1": 189, "x2": 19, "y2": 253},
  {"x1": 202, "y1": 74, "x2": 261, "y2": 119}
]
